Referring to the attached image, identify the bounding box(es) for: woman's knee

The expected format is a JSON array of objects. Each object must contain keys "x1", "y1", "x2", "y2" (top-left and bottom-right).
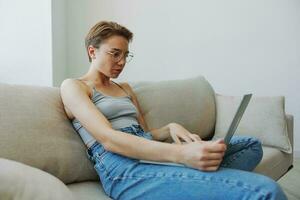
[
  {"x1": 248, "y1": 137, "x2": 263, "y2": 162},
  {"x1": 236, "y1": 136, "x2": 263, "y2": 162}
]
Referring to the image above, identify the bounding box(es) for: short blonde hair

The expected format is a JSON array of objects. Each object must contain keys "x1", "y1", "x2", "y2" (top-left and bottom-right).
[{"x1": 85, "y1": 21, "x2": 133, "y2": 62}]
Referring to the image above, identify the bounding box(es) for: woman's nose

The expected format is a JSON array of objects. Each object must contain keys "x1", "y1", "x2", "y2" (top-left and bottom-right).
[{"x1": 117, "y1": 57, "x2": 126, "y2": 65}]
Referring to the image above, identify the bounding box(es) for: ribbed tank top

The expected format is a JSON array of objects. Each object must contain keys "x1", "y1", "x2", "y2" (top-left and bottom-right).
[{"x1": 71, "y1": 81, "x2": 140, "y2": 147}]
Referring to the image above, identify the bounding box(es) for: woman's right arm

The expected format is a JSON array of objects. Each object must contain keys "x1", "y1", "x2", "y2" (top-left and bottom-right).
[{"x1": 60, "y1": 79, "x2": 226, "y2": 171}]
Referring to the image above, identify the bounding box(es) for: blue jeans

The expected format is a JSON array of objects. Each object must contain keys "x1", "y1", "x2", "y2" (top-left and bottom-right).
[{"x1": 86, "y1": 124, "x2": 287, "y2": 200}]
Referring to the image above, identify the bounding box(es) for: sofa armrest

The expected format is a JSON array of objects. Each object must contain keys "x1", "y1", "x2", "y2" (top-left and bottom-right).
[
  {"x1": 286, "y1": 114, "x2": 294, "y2": 155},
  {"x1": 0, "y1": 158, "x2": 74, "y2": 200},
  {"x1": 286, "y1": 114, "x2": 293, "y2": 146}
]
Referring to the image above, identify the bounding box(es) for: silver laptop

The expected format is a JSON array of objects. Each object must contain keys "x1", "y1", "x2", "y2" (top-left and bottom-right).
[
  {"x1": 223, "y1": 94, "x2": 252, "y2": 145},
  {"x1": 139, "y1": 94, "x2": 252, "y2": 167}
]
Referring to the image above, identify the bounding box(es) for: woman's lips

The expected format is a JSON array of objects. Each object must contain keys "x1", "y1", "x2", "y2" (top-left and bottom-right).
[
  {"x1": 112, "y1": 69, "x2": 122, "y2": 74},
  {"x1": 114, "y1": 69, "x2": 122, "y2": 72}
]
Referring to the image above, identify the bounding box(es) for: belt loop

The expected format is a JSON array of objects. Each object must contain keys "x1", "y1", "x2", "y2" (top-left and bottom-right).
[{"x1": 86, "y1": 149, "x2": 95, "y2": 163}]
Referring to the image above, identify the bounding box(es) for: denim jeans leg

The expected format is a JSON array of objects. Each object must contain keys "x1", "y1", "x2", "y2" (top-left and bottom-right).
[
  {"x1": 220, "y1": 136, "x2": 263, "y2": 171},
  {"x1": 104, "y1": 161, "x2": 286, "y2": 200},
  {"x1": 91, "y1": 126, "x2": 284, "y2": 199}
]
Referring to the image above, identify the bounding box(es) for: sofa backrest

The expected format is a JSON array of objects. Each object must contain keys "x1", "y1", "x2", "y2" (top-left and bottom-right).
[
  {"x1": 130, "y1": 76, "x2": 216, "y2": 141},
  {"x1": 0, "y1": 83, "x2": 98, "y2": 184},
  {"x1": 0, "y1": 76, "x2": 216, "y2": 184}
]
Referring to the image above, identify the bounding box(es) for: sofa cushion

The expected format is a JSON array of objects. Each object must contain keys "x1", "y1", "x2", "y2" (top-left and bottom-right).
[
  {"x1": 254, "y1": 147, "x2": 293, "y2": 181},
  {"x1": 213, "y1": 94, "x2": 292, "y2": 153},
  {"x1": 0, "y1": 83, "x2": 98, "y2": 184},
  {"x1": 68, "y1": 181, "x2": 112, "y2": 200},
  {"x1": 0, "y1": 158, "x2": 74, "y2": 200},
  {"x1": 130, "y1": 76, "x2": 216, "y2": 140}
]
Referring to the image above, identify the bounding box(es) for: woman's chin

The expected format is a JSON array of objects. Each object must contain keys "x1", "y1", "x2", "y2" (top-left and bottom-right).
[{"x1": 111, "y1": 73, "x2": 120, "y2": 78}]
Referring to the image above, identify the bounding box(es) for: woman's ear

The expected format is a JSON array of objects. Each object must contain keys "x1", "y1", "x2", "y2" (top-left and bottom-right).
[{"x1": 88, "y1": 45, "x2": 97, "y2": 59}]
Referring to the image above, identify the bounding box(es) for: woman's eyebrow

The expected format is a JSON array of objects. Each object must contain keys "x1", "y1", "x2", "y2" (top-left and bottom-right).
[{"x1": 111, "y1": 47, "x2": 129, "y2": 53}]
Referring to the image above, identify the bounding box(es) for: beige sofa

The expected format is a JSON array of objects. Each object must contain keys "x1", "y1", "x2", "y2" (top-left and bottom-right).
[{"x1": 0, "y1": 76, "x2": 293, "y2": 200}]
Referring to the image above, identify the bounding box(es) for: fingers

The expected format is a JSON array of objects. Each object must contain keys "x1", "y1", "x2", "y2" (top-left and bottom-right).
[
  {"x1": 204, "y1": 141, "x2": 227, "y2": 153},
  {"x1": 170, "y1": 132, "x2": 182, "y2": 144},
  {"x1": 215, "y1": 138, "x2": 225, "y2": 144},
  {"x1": 200, "y1": 166, "x2": 220, "y2": 172},
  {"x1": 202, "y1": 152, "x2": 225, "y2": 160},
  {"x1": 180, "y1": 134, "x2": 193, "y2": 143},
  {"x1": 179, "y1": 133, "x2": 201, "y2": 143},
  {"x1": 182, "y1": 141, "x2": 225, "y2": 172},
  {"x1": 171, "y1": 132, "x2": 194, "y2": 144},
  {"x1": 170, "y1": 131, "x2": 202, "y2": 144},
  {"x1": 197, "y1": 160, "x2": 222, "y2": 171},
  {"x1": 190, "y1": 134, "x2": 202, "y2": 142},
  {"x1": 202, "y1": 160, "x2": 222, "y2": 167}
]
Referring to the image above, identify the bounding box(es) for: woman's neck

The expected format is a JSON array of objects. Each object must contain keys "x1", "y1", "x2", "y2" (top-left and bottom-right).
[{"x1": 81, "y1": 67, "x2": 111, "y2": 87}]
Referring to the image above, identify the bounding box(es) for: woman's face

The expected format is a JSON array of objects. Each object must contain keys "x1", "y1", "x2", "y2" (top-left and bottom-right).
[{"x1": 90, "y1": 35, "x2": 129, "y2": 79}]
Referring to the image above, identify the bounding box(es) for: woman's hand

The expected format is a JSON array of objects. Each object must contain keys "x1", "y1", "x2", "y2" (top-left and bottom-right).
[
  {"x1": 179, "y1": 139, "x2": 227, "y2": 171},
  {"x1": 169, "y1": 123, "x2": 202, "y2": 144},
  {"x1": 167, "y1": 123, "x2": 226, "y2": 171}
]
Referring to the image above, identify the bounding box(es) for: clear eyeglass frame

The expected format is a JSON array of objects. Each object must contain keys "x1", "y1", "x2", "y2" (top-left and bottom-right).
[{"x1": 106, "y1": 50, "x2": 134, "y2": 63}]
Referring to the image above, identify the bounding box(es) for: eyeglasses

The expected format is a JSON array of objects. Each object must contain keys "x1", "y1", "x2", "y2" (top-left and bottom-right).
[{"x1": 106, "y1": 50, "x2": 134, "y2": 63}]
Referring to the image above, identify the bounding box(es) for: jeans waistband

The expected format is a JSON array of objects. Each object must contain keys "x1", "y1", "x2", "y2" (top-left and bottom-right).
[
  {"x1": 86, "y1": 141, "x2": 105, "y2": 162},
  {"x1": 118, "y1": 124, "x2": 143, "y2": 132},
  {"x1": 118, "y1": 124, "x2": 152, "y2": 140}
]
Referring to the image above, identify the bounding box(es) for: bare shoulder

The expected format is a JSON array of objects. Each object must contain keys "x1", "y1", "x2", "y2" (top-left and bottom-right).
[
  {"x1": 60, "y1": 79, "x2": 92, "y2": 119},
  {"x1": 61, "y1": 78, "x2": 82, "y2": 90},
  {"x1": 119, "y1": 82, "x2": 140, "y2": 106},
  {"x1": 61, "y1": 79, "x2": 92, "y2": 97},
  {"x1": 119, "y1": 82, "x2": 136, "y2": 97}
]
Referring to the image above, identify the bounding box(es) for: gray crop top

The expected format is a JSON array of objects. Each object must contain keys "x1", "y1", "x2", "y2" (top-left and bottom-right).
[{"x1": 71, "y1": 81, "x2": 140, "y2": 147}]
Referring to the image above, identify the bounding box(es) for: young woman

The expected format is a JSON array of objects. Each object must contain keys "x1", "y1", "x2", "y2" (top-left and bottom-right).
[{"x1": 60, "y1": 21, "x2": 287, "y2": 200}]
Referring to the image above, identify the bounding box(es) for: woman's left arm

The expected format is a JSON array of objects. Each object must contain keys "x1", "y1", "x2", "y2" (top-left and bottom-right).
[
  {"x1": 149, "y1": 123, "x2": 202, "y2": 143},
  {"x1": 122, "y1": 83, "x2": 202, "y2": 142}
]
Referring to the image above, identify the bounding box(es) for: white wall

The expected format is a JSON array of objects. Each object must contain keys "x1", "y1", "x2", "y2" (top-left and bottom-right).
[
  {"x1": 1, "y1": 1, "x2": 298, "y2": 155},
  {"x1": 52, "y1": 0, "x2": 67, "y2": 86},
  {"x1": 0, "y1": 0, "x2": 52, "y2": 86},
  {"x1": 65, "y1": 0, "x2": 300, "y2": 155},
  {"x1": 65, "y1": 0, "x2": 89, "y2": 79}
]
